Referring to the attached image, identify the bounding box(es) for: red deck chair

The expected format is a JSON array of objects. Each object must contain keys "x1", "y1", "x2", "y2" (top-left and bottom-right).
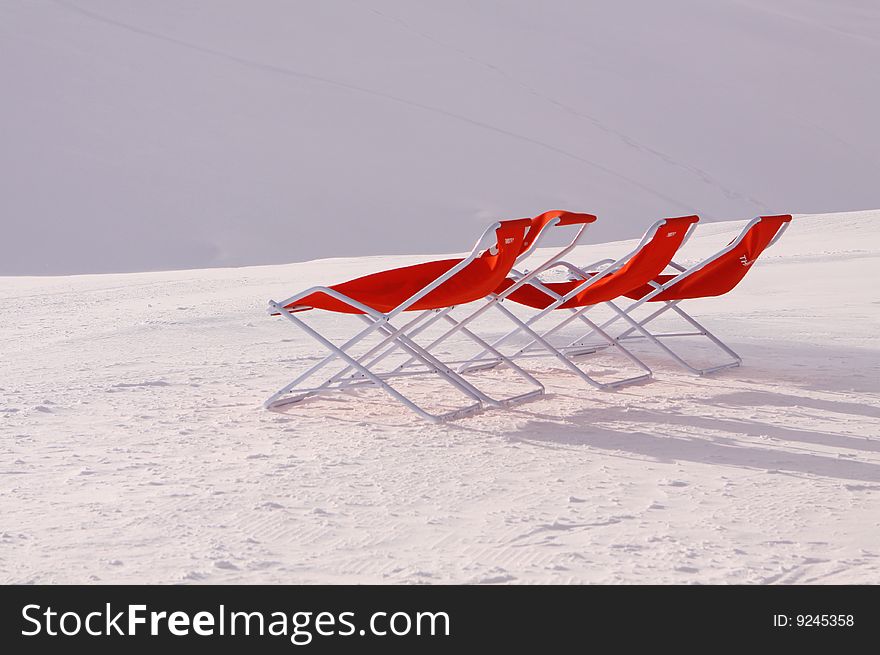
[
  {"x1": 568, "y1": 214, "x2": 793, "y2": 374},
  {"x1": 457, "y1": 215, "x2": 701, "y2": 388},
  {"x1": 264, "y1": 211, "x2": 596, "y2": 422},
  {"x1": 359, "y1": 210, "x2": 598, "y2": 382}
]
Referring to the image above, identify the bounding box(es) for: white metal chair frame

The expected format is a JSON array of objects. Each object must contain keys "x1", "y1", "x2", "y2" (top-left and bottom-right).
[
  {"x1": 264, "y1": 216, "x2": 593, "y2": 423},
  {"x1": 560, "y1": 217, "x2": 792, "y2": 375},
  {"x1": 454, "y1": 218, "x2": 699, "y2": 389},
  {"x1": 356, "y1": 214, "x2": 605, "y2": 388}
]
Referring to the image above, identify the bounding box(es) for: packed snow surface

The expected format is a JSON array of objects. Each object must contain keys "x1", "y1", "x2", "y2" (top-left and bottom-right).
[{"x1": 1, "y1": 210, "x2": 879, "y2": 583}]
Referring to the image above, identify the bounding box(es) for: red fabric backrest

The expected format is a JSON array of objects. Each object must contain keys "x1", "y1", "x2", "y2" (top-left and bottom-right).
[
  {"x1": 657, "y1": 214, "x2": 792, "y2": 300},
  {"x1": 306, "y1": 217, "x2": 532, "y2": 313},
  {"x1": 520, "y1": 210, "x2": 598, "y2": 255},
  {"x1": 382, "y1": 216, "x2": 533, "y2": 310},
  {"x1": 465, "y1": 217, "x2": 535, "y2": 296},
  {"x1": 571, "y1": 215, "x2": 700, "y2": 305}
]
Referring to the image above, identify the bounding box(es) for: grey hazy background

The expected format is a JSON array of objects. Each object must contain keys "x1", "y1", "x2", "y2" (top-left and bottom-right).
[{"x1": 2, "y1": 0, "x2": 879, "y2": 275}]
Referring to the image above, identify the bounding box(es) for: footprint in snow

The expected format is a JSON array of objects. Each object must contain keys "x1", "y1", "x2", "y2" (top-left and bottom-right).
[{"x1": 214, "y1": 560, "x2": 239, "y2": 570}]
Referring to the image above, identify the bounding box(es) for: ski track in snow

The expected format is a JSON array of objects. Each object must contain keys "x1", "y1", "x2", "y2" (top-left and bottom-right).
[
  {"x1": 1, "y1": 210, "x2": 879, "y2": 584},
  {"x1": 51, "y1": 0, "x2": 699, "y2": 214},
  {"x1": 357, "y1": 2, "x2": 766, "y2": 209}
]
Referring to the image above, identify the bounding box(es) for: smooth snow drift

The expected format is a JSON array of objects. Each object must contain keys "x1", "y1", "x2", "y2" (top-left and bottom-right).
[{"x1": 1, "y1": 210, "x2": 878, "y2": 583}]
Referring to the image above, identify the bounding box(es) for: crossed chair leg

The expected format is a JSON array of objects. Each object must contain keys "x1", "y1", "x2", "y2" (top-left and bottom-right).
[
  {"x1": 344, "y1": 297, "x2": 548, "y2": 408},
  {"x1": 453, "y1": 290, "x2": 653, "y2": 390},
  {"x1": 564, "y1": 299, "x2": 742, "y2": 376},
  {"x1": 264, "y1": 300, "x2": 545, "y2": 423}
]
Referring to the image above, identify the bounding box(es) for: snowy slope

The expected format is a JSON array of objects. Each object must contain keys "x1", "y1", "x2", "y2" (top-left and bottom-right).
[
  {"x1": 1, "y1": 210, "x2": 879, "y2": 584},
  {"x1": 3, "y1": 0, "x2": 880, "y2": 274}
]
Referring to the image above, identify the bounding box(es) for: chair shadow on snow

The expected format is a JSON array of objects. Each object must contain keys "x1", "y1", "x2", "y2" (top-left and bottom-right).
[
  {"x1": 272, "y1": 330, "x2": 880, "y2": 483},
  {"x1": 287, "y1": 379, "x2": 880, "y2": 482},
  {"x1": 703, "y1": 390, "x2": 880, "y2": 421},
  {"x1": 508, "y1": 401, "x2": 880, "y2": 483},
  {"x1": 724, "y1": 341, "x2": 880, "y2": 396},
  {"x1": 497, "y1": 338, "x2": 880, "y2": 483}
]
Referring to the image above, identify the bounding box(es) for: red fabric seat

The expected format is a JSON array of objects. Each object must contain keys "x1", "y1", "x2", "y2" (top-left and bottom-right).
[
  {"x1": 623, "y1": 215, "x2": 792, "y2": 301},
  {"x1": 284, "y1": 211, "x2": 597, "y2": 315},
  {"x1": 286, "y1": 219, "x2": 529, "y2": 314},
  {"x1": 498, "y1": 215, "x2": 699, "y2": 309},
  {"x1": 288, "y1": 256, "x2": 506, "y2": 314}
]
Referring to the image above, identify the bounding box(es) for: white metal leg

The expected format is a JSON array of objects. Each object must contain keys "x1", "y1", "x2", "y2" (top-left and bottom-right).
[
  {"x1": 569, "y1": 299, "x2": 742, "y2": 375},
  {"x1": 264, "y1": 307, "x2": 486, "y2": 422},
  {"x1": 371, "y1": 300, "x2": 546, "y2": 406}
]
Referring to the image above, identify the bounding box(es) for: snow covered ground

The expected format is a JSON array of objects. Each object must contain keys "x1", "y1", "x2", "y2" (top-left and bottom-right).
[{"x1": 1, "y1": 209, "x2": 879, "y2": 584}]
